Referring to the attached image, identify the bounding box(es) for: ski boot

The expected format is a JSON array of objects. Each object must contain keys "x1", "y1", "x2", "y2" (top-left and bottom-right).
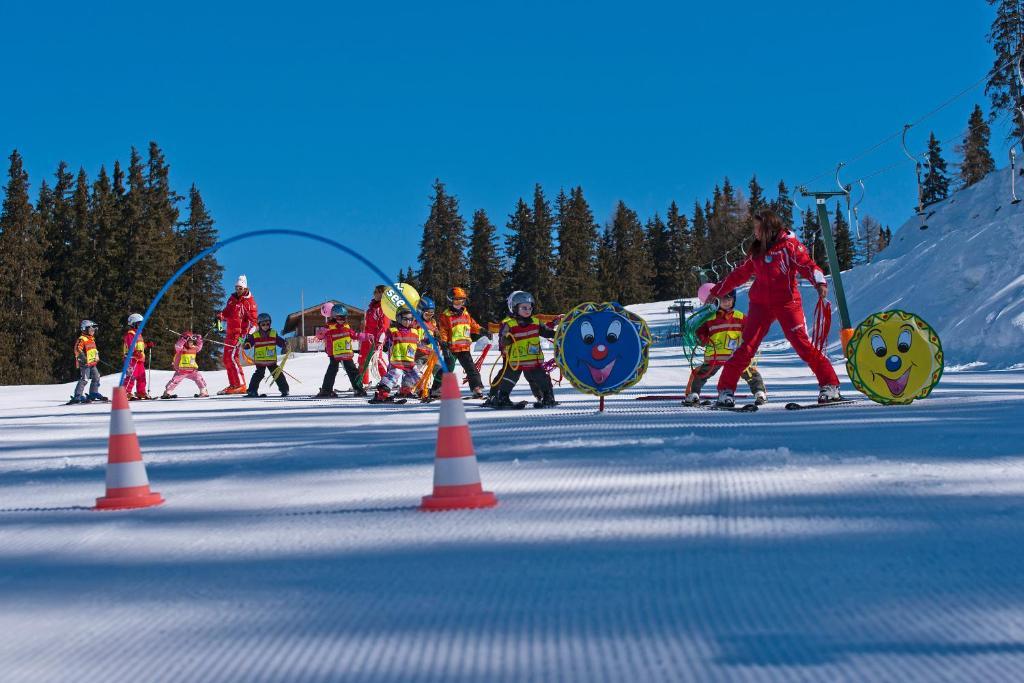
[
  {"x1": 135, "y1": 392, "x2": 152, "y2": 400},
  {"x1": 87, "y1": 392, "x2": 109, "y2": 402},
  {"x1": 682, "y1": 392, "x2": 701, "y2": 406},
  {"x1": 715, "y1": 390, "x2": 735, "y2": 408},
  {"x1": 315, "y1": 388, "x2": 335, "y2": 398},
  {"x1": 353, "y1": 386, "x2": 368, "y2": 397},
  {"x1": 754, "y1": 390, "x2": 768, "y2": 405},
  {"x1": 68, "y1": 395, "x2": 87, "y2": 405},
  {"x1": 280, "y1": 390, "x2": 289, "y2": 397},
  {"x1": 534, "y1": 389, "x2": 558, "y2": 409},
  {"x1": 245, "y1": 389, "x2": 260, "y2": 398},
  {"x1": 368, "y1": 388, "x2": 393, "y2": 404},
  {"x1": 818, "y1": 384, "x2": 843, "y2": 404},
  {"x1": 225, "y1": 385, "x2": 248, "y2": 395},
  {"x1": 160, "y1": 392, "x2": 176, "y2": 400},
  {"x1": 470, "y1": 387, "x2": 485, "y2": 400},
  {"x1": 489, "y1": 393, "x2": 515, "y2": 409},
  {"x1": 197, "y1": 389, "x2": 210, "y2": 398}
]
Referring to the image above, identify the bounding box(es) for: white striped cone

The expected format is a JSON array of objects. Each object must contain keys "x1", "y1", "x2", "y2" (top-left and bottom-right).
[
  {"x1": 95, "y1": 385, "x2": 164, "y2": 510},
  {"x1": 420, "y1": 372, "x2": 497, "y2": 511}
]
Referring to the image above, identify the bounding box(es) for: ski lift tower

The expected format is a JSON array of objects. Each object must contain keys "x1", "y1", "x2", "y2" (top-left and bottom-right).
[{"x1": 798, "y1": 186, "x2": 855, "y2": 355}]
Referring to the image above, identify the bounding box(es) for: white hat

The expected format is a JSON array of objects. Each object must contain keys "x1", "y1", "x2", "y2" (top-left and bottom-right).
[{"x1": 236, "y1": 274, "x2": 248, "y2": 288}]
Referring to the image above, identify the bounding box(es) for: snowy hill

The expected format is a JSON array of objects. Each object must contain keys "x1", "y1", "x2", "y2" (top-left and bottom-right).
[
  {"x1": 634, "y1": 168, "x2": 1024, "y2": 369},
  {"x1": 837, "y1": 167, "x2": 1024, "y2": 369}
]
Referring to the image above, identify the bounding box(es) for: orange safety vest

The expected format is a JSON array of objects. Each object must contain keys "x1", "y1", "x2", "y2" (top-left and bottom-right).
[
  {"x1": 324, "y1": 322, "x2": 355, "y2": 360},
  {"x1": 77, "y1": 334, "x2": 99, "y2": 367},
  {"x1": 251, "y1": 329, "x2": 280, "y2": 366},
  {"x1": 442, "y1": 308, "x2": 477, "y2": 352},
  {"x1": 389, "y1": 325, "x2": 423, "y2": 370},
  {"x1": 501, "y1": 316, "x2": 544, "y2": 368},
  {"x1": 123, "y1": 330, "x2": 146, "y2": 360}
]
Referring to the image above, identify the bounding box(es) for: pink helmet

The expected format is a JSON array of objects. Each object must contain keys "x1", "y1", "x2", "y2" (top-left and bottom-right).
[{"x1": 697, "y1": 282, "x2": 717, "y2": 305}]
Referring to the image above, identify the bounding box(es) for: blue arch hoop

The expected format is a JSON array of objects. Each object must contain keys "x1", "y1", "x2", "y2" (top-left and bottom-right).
[{"x1": 120, "y1": 229, "x2": 449, "y2": 384}]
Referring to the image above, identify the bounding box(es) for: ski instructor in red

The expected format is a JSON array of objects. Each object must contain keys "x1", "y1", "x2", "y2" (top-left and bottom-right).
[
  {"x1": 217, "y1": 274, "x2": 258, "y2": 394},
  {"x1": 709, "y1": 209, "x2": 842, "y2": 407}
]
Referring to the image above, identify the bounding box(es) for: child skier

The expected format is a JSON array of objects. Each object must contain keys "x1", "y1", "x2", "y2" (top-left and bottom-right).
[
  {"x1": 360, "y1": 284, "x2": 391, "y2": 382},
  {"x1": 684, "y1": 290, "x2": 767, "y2": 405},
  {"x1": 242, "y1": 313, "x2": 289, "y2": 397},
  {"x1": 416, "y1": 296, "x2": 444, "y2": 399},
  {"x1": 487, "y1": 291, "x2": 558, "y2": 409},
  {"x1": 370, "y1": 306, "x2": 426, "y2": 403},
  {"x1": 122, "y1": 313, "x2": 155, "y2": 400},
  {"x1": 315, "y1": 303, "x2": 367, "y2": 398},
  {"x1": 437, "y1": 286, "x2": 487, "y2": 399},
  {"x1": 161, "y1": 331, "x2": 209, "y2": 398},
  {"x1": 71, "y1": 319, "x2": 107, "y2": 404}
]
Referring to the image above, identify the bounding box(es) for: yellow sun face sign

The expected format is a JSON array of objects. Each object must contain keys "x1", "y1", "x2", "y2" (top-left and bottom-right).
[{"x1": 846, "y1": 310, "x2": 943, "y2": 405}]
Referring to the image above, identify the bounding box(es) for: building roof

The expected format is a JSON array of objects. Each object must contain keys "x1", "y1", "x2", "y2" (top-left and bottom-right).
[{"x1": 282, "y1": 300, "x2": 365, "y2": 336}]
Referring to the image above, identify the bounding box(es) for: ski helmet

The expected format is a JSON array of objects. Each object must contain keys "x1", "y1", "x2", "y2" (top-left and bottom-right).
[
  {"x1": 395, "y1": 306, "x2": 415, "y2": 323},
  {"x1": 448, "y1": 286, "x2": 468, "y2": 303},
  {"x1": 507, "y1": 290, "x2": 534, "y2": 314},
  {"x1": 127, "y1": 313, "x2": 144, "y2": 327},
  {"x1": 331, "y1": 303, "x2": 347, "y2": 319},
  {"x1": 418, "y1": 296, "x2": 435, "y2": 313},
  {"x1": 257, "y1": 312, "x2": 272, "y2": 325},
  {"x1": 80, "y1": 319, "x2": 98, "y2": 332}
]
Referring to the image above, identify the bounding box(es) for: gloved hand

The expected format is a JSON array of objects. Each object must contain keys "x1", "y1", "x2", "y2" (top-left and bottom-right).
[
  {"x1": 145, "y1": 341, "x2": 156, "y2": 348},
  {"x1": 815, "y1": 283, "x2": 828, "y2": 299}
]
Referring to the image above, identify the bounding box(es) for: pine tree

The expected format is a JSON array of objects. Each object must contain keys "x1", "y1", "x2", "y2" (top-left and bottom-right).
[
  {"x1": 645, "y1": 213, "x2": 671, "y2": 300},
  {"x1": 985, "y1": 0, "x2": 1024, "y2": 143},
  {"x1": 857, "y1": 215, "x2": 884, "y2": 265},
  {"x1": 41, "y1": 162, "x2": 76, "y2": 378},
  {"x1": 608, "y1": 201, "x2": 652, "y2": 304},
  {"x1": 91, "y1": 165, "x2": 129, "y2": 362},
  {"x1": 665, "y1": 201, "x2": 692, "y2": 297},
  {"x1": 800, "y1": 207, "x2": 828, "y2": 273},
  {"x1": 466, "y1": 208, "x2": 504, "y2": 325},
  {"x1": 0, "y1": 152, "x2": 54, "y2": 384},
  {"x1": 595, "y1": 224, "x2": 616, "y2": 300},
  {"x1": 417, "y1": 179, "x2": 467, "y2": 305},
  {"x1": 691, "y1": 202, "x2": 710, "y2": 281},
  {"x1": 921, "y1": 132, "x2": 951, "y2": 206},
  {"x1": 529, "y1": 184, "x2": 558, "y2": 310},
  {"x1": 174, "y1": 186, "x2": 224, "y2": 369},
  {"x1": 959, "y1": 104, "x2": 996, "y2": 187},
  {"x1": 833, "y1": 202, "x2": 854, "y2": 272},
  {"x1": 747, "y1": 175, "x2": 767, "y2": 221},
  {"x1": 772, "y1": 180, "x2": 794, "y2": 226},
  {"x1": 554, "y1": 186, "x2": 599, "y2": 310}
]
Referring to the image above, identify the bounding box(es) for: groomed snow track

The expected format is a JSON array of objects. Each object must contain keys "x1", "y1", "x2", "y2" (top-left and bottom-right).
[{"x1": 2, "y1": 346, "x2": 1024, "y2": 681}]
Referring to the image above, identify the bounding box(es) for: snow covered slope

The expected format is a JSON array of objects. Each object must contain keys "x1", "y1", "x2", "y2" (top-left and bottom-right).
[{"x1": 837, "y1": 166, "x2": 1024, "y2": 369}]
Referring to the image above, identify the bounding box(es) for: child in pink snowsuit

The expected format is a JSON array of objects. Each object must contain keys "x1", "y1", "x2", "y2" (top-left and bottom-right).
[{"x1": 161, "y1": 332, "x2": 209, "y2": 398}]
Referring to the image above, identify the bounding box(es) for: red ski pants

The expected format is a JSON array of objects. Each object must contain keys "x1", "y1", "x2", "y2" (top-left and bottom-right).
[
  {"x1": 223, "y1": 341, "x2": 246, "y2": 387},
  {"x1": 717, "y1": 299, "x2": 839, "y2": 392},
  {"x1": 124, "y1": 358, "x2": 147, "y2": 396}
]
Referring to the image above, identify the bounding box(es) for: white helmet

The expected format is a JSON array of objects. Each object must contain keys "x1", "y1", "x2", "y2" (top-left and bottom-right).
[
  {"x1": 507, "y1": 290, "x2": 535, "y2": 314},
  {"x1": 80, "y1": 319, "x2": 98, "y2": 331},
  {"x1": 127, "y1": 313, "x2": 144, "y2": 326}
]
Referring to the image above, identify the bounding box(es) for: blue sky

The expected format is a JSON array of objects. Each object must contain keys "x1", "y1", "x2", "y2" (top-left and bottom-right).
[{"x1": 0, "y1": 1, "x2": 1002, "y2": 320}]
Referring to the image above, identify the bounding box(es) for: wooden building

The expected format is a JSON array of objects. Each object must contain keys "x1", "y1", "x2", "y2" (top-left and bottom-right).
[{"x1": 282, "y1": 300, "x2": 365, "y2": 352}]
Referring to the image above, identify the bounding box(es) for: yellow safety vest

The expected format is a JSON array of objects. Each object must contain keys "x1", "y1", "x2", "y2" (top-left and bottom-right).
[
  {"x1": 178, "y1": 352, "x2": 198, "y2": 370},
  {"x1": 704, "y1": 311, "x2": 745, "y2": 363},
  {"x1": 502, "y1": 316, "x2": 544, "y2": 366},
  {"x1": 389, "y1": 326, "x2": 423, "y2": 369},
  {"x1": 252, "y1": 329, "x2": 280, "y2": 365}
]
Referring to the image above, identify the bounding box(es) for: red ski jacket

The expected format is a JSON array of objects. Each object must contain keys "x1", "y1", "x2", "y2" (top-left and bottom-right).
[
  {"x1": 218, "y1": 290, "x2": 258, "y2": 337},
  {"x1": 711, "y1": 231, "x2": 825, "y2": 306},
  {"x1": 363, "y1": 300, "x2": 390, "y2": 342}
]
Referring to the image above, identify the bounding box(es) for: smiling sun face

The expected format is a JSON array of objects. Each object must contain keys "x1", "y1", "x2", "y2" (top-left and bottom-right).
[
  {"x1": 555, "y1": 302, "x2": 652, "y2": 397},
  {"x1": 847, "y1": 310, "x2": 943, "y2": 405}
]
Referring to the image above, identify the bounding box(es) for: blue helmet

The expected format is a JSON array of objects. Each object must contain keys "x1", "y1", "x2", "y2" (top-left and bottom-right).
[{"x1": 418, "y1": 296, "x2": 436, "y2": 312}]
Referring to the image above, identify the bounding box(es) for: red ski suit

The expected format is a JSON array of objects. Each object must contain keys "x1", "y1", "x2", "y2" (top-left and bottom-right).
[
  {"x1": 360, "y1": 299, "x2": 390, "y2": 378},
  {"x1": 121, "y1": 329, "x2": 154, "y2": 397},
  {"x1": 710, "y1": 231, "x2": 839, "y2": 392},
  {"x1": 218, "y1": 290, "x2": 258, "y2": 387}
]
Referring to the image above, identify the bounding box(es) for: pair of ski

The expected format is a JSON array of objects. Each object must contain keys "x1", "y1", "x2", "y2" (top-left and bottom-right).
[
  {"x1": 681, "y1": 398, "x2": 858, "y2": 413},
  {"x1": 64, "y1": 396, "x2": 110, "y2": 406}
]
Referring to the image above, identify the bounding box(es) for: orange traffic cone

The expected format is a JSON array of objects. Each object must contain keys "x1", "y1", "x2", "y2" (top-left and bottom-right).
[
  {"x1": 420, "y1": 372, "x2": 497, "y2": 511},
  {"x1": 95, "y1": 385, "x2": 164, "y2": 510}
]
